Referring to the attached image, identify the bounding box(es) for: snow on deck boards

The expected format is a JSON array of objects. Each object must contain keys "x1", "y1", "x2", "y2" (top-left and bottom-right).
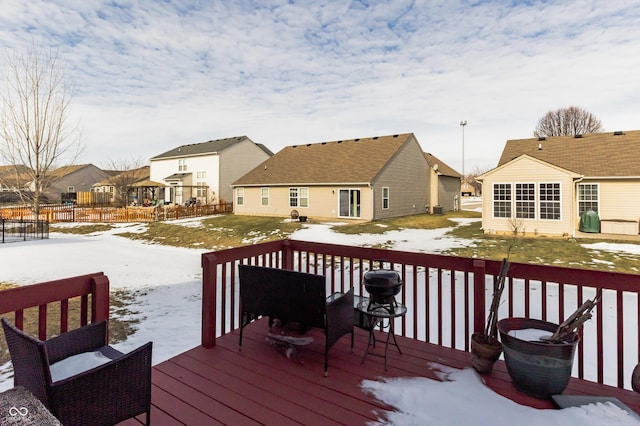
[{"x1": 118, "y1": 317, "x2": 640, "y2": 425}]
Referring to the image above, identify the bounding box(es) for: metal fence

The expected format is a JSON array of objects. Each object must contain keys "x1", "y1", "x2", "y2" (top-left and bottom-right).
[{"x1": 1, "y1": 219, "x2": 49, "y2": 243}]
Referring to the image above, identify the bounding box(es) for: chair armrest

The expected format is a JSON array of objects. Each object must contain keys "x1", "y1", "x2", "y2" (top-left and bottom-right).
[
  {"x1": 49, "y1": 342, "x2": 153, "y2": 426},
  {"x1": 45, "y1": 321, "x2": 108, "y2": 364},
  {"x1": 325, "y1": 288, "x2": 354, "y2": 349}
]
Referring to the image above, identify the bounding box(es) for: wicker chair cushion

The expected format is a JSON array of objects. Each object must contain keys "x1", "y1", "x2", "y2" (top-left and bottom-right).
[
  {"x1": 49, "y1": 345, "x2": 124, "y2": 382},
  {"x1": 50, "y1": 351, "x2": 111, "y2": 382}
]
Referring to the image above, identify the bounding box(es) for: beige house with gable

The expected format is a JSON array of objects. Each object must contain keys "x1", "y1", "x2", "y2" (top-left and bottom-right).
[
  {"x1": 477, "y1": 130, "x2": 640, "y2": 237},
  {"x1": 232, "y1": 133, "x2": 443, "y2": 221}
]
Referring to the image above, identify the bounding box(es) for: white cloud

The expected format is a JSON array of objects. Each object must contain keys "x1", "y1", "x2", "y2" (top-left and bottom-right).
[{"x1": 1, "y1": 0, "x2": 638, "y2": 171}]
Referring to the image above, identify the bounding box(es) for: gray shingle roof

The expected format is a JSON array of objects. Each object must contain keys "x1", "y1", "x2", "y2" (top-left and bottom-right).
[
  {"x1": 151, "y1": 136, "x2": 273, "y2": 159},
  {"x1": 498, "y1": 130, "x2": 640, "y2": 176},
  {"x1": 233, "y1": 133, "x2": 416, "y2": 186}
]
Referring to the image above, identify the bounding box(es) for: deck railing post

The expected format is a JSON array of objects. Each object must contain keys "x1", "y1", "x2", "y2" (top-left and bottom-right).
[
  {"x1": 91, "y1": 275, "x2": 110, "y2": 323},
  {"x1": 201, "y1": 252, "x2": 218, "y2": 347},
  {"x1": 282, "y1": 239, "x2": 293, "y2": 271},
  {"x1": 91, "y1": 275, "x2": 110, "y2": 342},
  {"x1": 472, "y1": 259, "x2": 487, "y2": 334}
]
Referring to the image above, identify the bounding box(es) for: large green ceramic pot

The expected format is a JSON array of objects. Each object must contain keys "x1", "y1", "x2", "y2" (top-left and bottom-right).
[{"x1": 498, "y1": 317, "x2": 579, "y2": 399}]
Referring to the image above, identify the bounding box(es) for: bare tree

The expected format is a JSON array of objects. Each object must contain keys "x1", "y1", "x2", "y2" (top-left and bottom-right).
[
  {"x1": 0, "y1": 44, "x2": 82, "y2": 217},
  {"x1": 102, "y1": 158, "x2": 148, "y2": 207},
  {"x1": 533, "y1": 106, "x2": 603, "y2": 138}
]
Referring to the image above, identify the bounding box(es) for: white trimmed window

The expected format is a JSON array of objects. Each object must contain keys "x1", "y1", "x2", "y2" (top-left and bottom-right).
[
  {"x1": 492, "y1": 183, "x2": 511, "y2": 218},
  {"x1": 289, "y1": 187, "x2": 309, "y2": 208},
  {"x1": 261, "y1": 187, "x2": 269, "y2": 206},
  {"x1": 578, "y1": 183, "x2": 599, "y2": 216},
  {"x1": 382, "y1": 187, "x2": 389, "y2": 209},
  {"x1": 178, "y1": 159, "x2": 187, "y2": 171},
  {"x1": 515, "y1": 183, "x2": 535, "y2": 219},
  {"x1": 236, "y1": 188, "x2": 244, "y2": 205},
  {"x1": 196, "y1": 182, "x2": 206, "y2": 197},
  {"x1": 539, "y1": 183, "x2": 561, "y2": 220}
]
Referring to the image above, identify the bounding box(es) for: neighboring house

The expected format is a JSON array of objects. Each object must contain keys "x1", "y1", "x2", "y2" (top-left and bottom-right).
[
  {"x1": 461, "y1": 179, "x2": 479, "y2": 197},
  {"x1": 0, "y1": 165, "x2": 31, "y2": 192},
  {"x1": 477, "y1": 130, "x2": 640, "y2": 237},
  {"x1": 0, "y1": 165, "x2": 33, "y2": 204},
  {"x1": 92, "y1": 166, "x2": 155, "y2": 206},
  {"x1": 150, "y1": 136, "x2": 272, "y2": 205},
  {"x1": 232, "y1": 133, "x2": 432, "y2": 221},
  {"x1": 33, "y1": 164, "x2": 111, "y2": 203},
  {"x1": 423, "y1": 153, "x2": 462, "y2": 212}
]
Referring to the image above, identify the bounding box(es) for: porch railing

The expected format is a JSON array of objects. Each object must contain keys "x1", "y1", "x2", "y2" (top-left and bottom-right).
[
  {"x1": 0, "y1": 272, "x2": 110, "y2": 339},
  {"x1": 202, "y1": 239, "x2": 640, "y2": 391}
]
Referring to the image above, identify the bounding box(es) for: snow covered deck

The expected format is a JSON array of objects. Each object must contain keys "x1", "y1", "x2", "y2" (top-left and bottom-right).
[{"x1": 118, "y1": 316, "x2": 640, "y2": 425}]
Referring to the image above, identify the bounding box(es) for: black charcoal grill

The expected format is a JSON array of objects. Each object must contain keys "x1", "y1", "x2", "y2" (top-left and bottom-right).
[{"x1": 363, "y1": 262, "x2": 403, "y2": 313}]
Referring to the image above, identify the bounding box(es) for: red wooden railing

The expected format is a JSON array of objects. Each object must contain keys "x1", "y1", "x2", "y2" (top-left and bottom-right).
[
  {"x1": 202, "y1": 239, "x2": 640, "y2": 391},
  {"x1": 0, "y1": 272, "x2": 110, "y2": 339}
]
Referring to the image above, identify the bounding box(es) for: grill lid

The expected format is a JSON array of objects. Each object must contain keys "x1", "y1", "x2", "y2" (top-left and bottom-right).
[
  {"x1": 363, "y1": 269, "x2": 403, "y2": 299},
  {"x1": 363, "y1": 269, "x2": 402, "y2": 287}
]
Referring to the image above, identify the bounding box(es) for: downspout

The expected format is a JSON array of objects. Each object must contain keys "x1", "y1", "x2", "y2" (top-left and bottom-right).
[{"x1": 572, "y1": 177, "x2": 584, "y2": 238}]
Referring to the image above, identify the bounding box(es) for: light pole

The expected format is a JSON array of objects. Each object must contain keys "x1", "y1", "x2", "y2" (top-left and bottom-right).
[{"x1": 459, "y1": 120, "x2": 467, "y2": 177}]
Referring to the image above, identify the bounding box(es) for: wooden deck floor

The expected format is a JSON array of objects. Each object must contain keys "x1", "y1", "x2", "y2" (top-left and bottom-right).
[{"x1": 119, "y1": 318, "x2": 640, "y2": 425}]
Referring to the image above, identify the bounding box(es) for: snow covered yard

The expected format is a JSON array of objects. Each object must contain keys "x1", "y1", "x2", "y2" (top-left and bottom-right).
[{"x1": 1, "y1": 212, "x2": 640, "y2": 424}]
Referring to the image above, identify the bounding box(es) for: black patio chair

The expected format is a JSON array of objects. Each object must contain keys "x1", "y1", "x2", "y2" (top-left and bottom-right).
[{"x1": 1, "y1": 318, "x2": 153, "y2": 426}]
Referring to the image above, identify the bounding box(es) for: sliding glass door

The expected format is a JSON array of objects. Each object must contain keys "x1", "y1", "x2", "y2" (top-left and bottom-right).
[{"x1": 339, "y1": 189, "x2": 360, "y2": 218}]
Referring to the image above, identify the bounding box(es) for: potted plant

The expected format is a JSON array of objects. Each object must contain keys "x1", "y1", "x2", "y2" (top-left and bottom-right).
[
  {"x1": 470, "y1": 256, "x2": 509, "y2": 374},
  {"x1": 498, "y1": 290, "x2": 601, "y2": 399}
]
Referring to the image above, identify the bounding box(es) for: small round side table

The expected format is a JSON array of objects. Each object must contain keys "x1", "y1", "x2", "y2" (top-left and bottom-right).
[{"x1": 357, "y1": 299, "x2": 407, "y2": 371}]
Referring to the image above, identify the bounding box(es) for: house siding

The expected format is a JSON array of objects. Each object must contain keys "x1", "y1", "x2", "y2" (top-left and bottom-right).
[
  {"x1": 438, "y1": 175, "x2": 461, "y2": 212},
  {"x1": 218, "y1": 140, "x2": 272, "y2": 203},
  {"x1": 234, "y1": 185, "x2": 373, "y2": 220},
  {"x1": 590, "y1": 179, "x2": 640, "y2": 230},
  {"x1": 428, "y1": 169, "x2": 438, "y2": 213},
  {"x1": 481, "y1": 157, "x2": 576, "y2": 236},
  {"x1": 372, "y1": 136, "x2": 430, "y2": 219},
  {"x1": 47, "y1": 165, "x2": 110, "y2": 202}
]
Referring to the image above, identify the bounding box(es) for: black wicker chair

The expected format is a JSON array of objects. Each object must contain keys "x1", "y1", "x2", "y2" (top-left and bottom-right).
[
  {"x1": 238, "y1": 264, "x2": 354, "y2": 376},
  {"x1": 1, "y1": 318, "x2": 153, "y2": 426}
]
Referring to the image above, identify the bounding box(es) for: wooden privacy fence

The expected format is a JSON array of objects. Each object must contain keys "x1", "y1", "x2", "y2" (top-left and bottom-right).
[
  {"x1": 0, "y1": 202, "x2": 233, "y2": 223},
  {"x1": 201, "y1": 239, "x2": 640, "y2": 391}
]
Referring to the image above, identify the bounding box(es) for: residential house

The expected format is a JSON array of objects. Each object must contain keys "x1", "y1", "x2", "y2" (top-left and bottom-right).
[
  {"x1": 477, "y1": 130, "x2": 640, "y2": 237},
  {"x1": 0, "y1": 165, "x2": 31, "y2": 191},
  {"x1": 0, "y1": 165, "x2": 32, "y2": 204},
  {"x1": 232, "y1": 133, "x2": 435, "y2": 221},
  {"x1": 92, "y1": 166, "x2": 156, "y2": 206},
  {"x1": 36, "y1": 164, "x2": 111, "y2": 203},
  {"x1": 423, "y1": 152, "x2": 462, "y2": 212},
  {"x1": 461, "y1": 179, "x2": 479, "y2": 196},
  {"x1": 150, "y1": 136, "x2": 272, "y2": 205}
]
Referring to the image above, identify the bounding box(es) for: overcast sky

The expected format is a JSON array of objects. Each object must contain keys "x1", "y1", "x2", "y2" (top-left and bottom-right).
[{"x1": 1, "y1": 1, "x2": 638, "y2": 173}]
